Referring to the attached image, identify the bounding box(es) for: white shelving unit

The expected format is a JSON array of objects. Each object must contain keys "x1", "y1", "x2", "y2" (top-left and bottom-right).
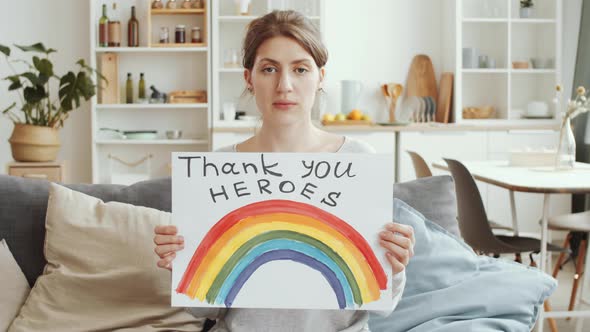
[
  {"x1": 89, "y1": 0, "x2": 212, "y2": 184},
  {"x1": 455, "y1": 0, "x2": 562, "y2": 124},
  {"x1": 210, "y1": 0, "x2": 325, "y2": 129}
]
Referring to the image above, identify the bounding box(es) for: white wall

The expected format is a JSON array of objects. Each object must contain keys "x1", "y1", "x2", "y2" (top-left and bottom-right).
[{"x1": 0, "y1": 0, "x2": 582, "y2": 183}]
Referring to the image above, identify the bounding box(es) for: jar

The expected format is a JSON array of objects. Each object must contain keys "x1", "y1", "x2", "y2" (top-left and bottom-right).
[
  {"x1": 191, "y1": 27, "x2": 202, "y2": 43},
  {"x1": 166, "y1": 0, "x2": 178, "y2": 9},
  {"x1": 181, "y1": 0, "x2": 192, "y2": 9},
  {"x1": 151, "y1": 0, "x2": 164, "y2": 9},
  {"x1": 191, "y1": 0, "x2": 204, "y2": 9},
  {"x1": 175, "y1": 25, "x2": 186, "y2": 43},
  {"x1": 159, "y1": 27, "x2": 169, "y2": 43}
]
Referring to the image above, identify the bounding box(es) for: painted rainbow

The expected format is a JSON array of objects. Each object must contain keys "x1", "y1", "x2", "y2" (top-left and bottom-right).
[{"x1": 176, "y1": 199, "x2": 387, "y2": 308}]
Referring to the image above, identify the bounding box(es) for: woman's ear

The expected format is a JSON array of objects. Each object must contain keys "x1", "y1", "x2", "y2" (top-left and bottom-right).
[
  {"x1": 244, "y1": 69, "x2": 253, "y2": 91},
  {"x1": 318, "y1": 67, "x2": 326, "y2": 89}
]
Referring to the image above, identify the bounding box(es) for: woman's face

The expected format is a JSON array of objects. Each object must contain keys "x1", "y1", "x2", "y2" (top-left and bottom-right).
[{"x1": 245, "y1": 36, "x2": 325, "y2": 126}]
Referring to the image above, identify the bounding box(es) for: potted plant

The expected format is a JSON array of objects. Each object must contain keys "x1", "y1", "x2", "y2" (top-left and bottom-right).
[
  {"x1": 520, "y1": 0, "x2": 535, "y2": 18},
  {"x1": 1, "y1": 43, "x2": 105, "y2": 162},
  {"x1": 553, "y1": 85, "x2": 590, "y2": 169}
]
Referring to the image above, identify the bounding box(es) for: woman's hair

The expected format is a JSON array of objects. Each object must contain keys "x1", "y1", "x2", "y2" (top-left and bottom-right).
[{"x1": 242, "y1": 10, "x2": 328, "y2": 70}]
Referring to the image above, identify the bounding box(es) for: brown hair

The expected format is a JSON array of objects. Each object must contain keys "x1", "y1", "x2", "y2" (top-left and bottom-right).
[{"x1": 242, "y1": 10, "x2": 328, "y2": 70}]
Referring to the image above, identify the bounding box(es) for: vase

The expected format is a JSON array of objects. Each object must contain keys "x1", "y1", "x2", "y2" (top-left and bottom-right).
[
  {"x1": 519, "y1": 7, "x2": 534, "y2": 18},
  {"x1": 555, "y1": 117, "x2": 576, "y2": 170},
  {"x1": 8, "y1": 124, "x2": 61, "y2": 162}
]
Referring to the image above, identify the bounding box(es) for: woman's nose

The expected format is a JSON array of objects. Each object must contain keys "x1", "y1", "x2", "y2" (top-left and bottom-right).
[{"x1": 276, "y1": 72, "x2": 294, "y2": 92}]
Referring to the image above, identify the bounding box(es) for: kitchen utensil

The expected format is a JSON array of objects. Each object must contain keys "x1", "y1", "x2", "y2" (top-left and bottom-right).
[
  {"x1": 383, "y1": 83, "x2": 403, "y2": 123},
  {"x1": 405, "y1": 54, "x2": 438, "y2": 103},
  {"x1": 100, "y1": 128, "x2": 158, "y2": 140},
  {"x1": 168, "y1": 90, "x2": 207, "y2": 104},
  {"x1": 98, "y1": 53, "x2": 119, "y2": 104},
  {"x1": 398, "y1": 96, "x2": 419, "y2": 123},
  {"x1": 165, "y1": 130, "x2": 182, "y2": 139},
  {"x1": 426, "y1": 96, "x2": 437, "y2": 122},
  {"x1": 437, "y1": 73, "x2": 453, "y2": 123},
  {"x1": 341, "y1": 80, "x2": 363, "y2": 114}
]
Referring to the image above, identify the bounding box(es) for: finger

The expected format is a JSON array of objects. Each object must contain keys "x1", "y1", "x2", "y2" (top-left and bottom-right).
[
  {"x1": 380, "y1": 240, "x2": 410, "y2": 266},
  {"x1": 154, "y1": 243, "x2": 184, "y2": 258},
  {"x1": 386, "y1": 223, "x2": 415, "y2": 245},
  {"x1": 386, "y1": 252, "x2": 405, "y2": 274},
  {"x1": 154, "y1": 225, "x2": 178, "y2": 236},
  {"x1": 379, "y1": 231, "x2": 414, "y2": 257},
  {"x1": 154, "y1": 234, "x2": 184, "y2": 246},
  {"x1": 157, "y1": 252, "x2": 176, "y2": 271}
]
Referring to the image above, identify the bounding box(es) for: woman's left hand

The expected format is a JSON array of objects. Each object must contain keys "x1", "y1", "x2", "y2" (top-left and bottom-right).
[{"x1": 379, "y1": 223, "x2": 415, "y2": 274}]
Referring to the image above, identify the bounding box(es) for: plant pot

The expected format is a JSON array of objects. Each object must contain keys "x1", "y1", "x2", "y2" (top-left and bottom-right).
[
  {"x1": 8, "y1": 124, "x2": 61, "y2": 162},
  {"x1": 520, "y1": 7, "x2": 534, "y2": 18}
]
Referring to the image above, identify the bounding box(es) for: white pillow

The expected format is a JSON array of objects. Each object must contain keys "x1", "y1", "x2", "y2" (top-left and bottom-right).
[
  {"x1": 0, "y1": 239, "x2": 30, "y2": 331},
  {"x1": 8, "y1": 184, "x2": 203, "y2": 332}
]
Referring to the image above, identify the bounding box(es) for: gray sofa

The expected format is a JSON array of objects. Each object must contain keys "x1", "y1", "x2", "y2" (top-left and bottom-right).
[{"x1": 0, "y1": 174, "x2": 460, "y2": 331}]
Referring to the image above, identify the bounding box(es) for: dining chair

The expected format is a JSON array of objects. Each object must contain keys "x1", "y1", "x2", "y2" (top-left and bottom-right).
[
  {"x1": 406, "y1": 150, "x2": 432, "y2": 178},
  {"x1": 550, "y1": 211, "x2": 590, "y2": 318}
]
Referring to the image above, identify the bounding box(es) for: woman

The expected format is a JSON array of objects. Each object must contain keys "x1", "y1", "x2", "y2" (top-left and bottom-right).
[{"x1": 154, "y1": 10, "x2": 415, "y2": 332}]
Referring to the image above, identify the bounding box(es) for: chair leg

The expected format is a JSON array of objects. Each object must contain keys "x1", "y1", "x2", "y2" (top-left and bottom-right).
[
  {"x1": 567, "y1": 239, "x2": 587, "y2": 320},
  {"x1": 515, "y1": 253, "x2": 522, "y2": 263},
  {"x1": 531, "y1": 257, "x2": 558, "y2": 332},
  {"x1": 553, "y1": 233, "x2": 573, "y2": 278}
]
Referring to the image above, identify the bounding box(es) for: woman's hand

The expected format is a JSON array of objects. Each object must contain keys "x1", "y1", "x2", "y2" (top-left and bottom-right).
[
  {"x1": 154, "y1": 225, "x2": 184, "y2": 271},
  {"x1": 379, "y1": 223, "x2": 415, "y2": 274}
]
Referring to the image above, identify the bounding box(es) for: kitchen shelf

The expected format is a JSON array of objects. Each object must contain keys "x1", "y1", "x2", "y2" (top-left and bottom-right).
[
  {"x1": 214, "y1": 120, "x2": 258, "y2": 127},
  {"x1": 96, "y1": 103, "x2": 209, "y2": 110},
  {"x1": 150, "y1": 43, "x2": 207, "y2": 48},
  {"x1": 95, "y1": 139, "x2": 208, "y2": 145},
  {"x1": 511, "y1": 18, "x2": 556, "y2": 24},
  {"x1": 511, "y1": 69, "x2": 556, "y2": 74},
  {"x1": 462, "y1": 69, "x2": 509, "y2": 74},
  {"x1": 218, "y1": 15, "x2": 258, "y2": 21},
  {"x1": 151, "y1": 9, "x2": 205, "y2": 15},
  {"x1": 463, "y1": 18, "x2": 508, "y2": 23},
  {"x1": 95, "y1": 46, "x2": 207, "y2": 53},
  {"x1": 219, "y1": 67, "x2": 244, "y2": 73}
]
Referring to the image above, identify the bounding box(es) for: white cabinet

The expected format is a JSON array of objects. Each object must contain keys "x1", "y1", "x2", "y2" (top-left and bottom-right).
[{"x1": 339, "y1": 132, "x2": 395, "y2": 154}]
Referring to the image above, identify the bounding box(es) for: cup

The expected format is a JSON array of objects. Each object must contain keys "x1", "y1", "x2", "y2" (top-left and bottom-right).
[
  {"x1": 340, "y1": 80, "x2": 363, "y2": 114},
  {"x1": 223, "y1": 102, "x2": 236, "y2": 121},
  {"x1": 224, "y1": 48, "x2": 241, "y2": 68},
  {"x1": 462, "y1": 47, "x2": 479, "y2": 69},
  {"x1": 487, "y1": 57, "x2": 496, "y2": 69},
  {"x1": 478, "y1": 55, "x2": 489, "y2": 68}
]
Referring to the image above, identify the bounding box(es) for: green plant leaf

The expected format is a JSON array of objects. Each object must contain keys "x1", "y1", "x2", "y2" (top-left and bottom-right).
[
  {"x1": 5, "y1": 75, "x2": 22, "y2": 90},
  {"x1": 23, "y1": 85, "x2": 46, "y2": 104},
  {"x1": 0, "y1": 44, "x2": 9, "y2": 56},
  {"x1": 2, "y1": 102, "x2": 16, "y2": 114},
  {"x1": 15, "y1": 43, "x2": 54, "y2": 54},
  {"x1": 59, "y1": 71, "x2": 97, "y2": 112},
  {"x1": 21, "y1": 72, "x2": 43, "y2": 86},
  {"x1": 33, "y1": 58, "x2": 53, "y2": 77}
]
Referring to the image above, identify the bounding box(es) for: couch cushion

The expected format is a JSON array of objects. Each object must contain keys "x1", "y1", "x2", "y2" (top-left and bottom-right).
[
  {"x1": 0, "y1": 175, "x2": 171, "y2": 286},
  {"x1": 0, "y1": 239, "x2": 30, "y2": 331},
  {"x1": 0, "y1": 174, "x2": 459, "y2": 286},
  {"x1": 8, "y1": 184, "x2": 202, "y2": 332},
  {"x1": 368, "y1": 199, "x2": 557, "y2": 332}
]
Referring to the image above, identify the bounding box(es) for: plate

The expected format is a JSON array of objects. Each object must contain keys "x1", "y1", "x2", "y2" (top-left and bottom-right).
[
  {"x1": 377, "y1": 121, "x2": 410, "y2": 126},
  {"x1": 398, "y1": 96, "x2": 420, "y2": 122}
]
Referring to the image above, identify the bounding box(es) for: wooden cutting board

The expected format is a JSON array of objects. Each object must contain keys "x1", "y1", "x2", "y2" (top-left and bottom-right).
[
  {"x1": 405, "y1": 54, "x2": 438, "y2": 101},
  {"x1": 436, "y1": 73, "x2": 454, "y2": 123},
  {"x1": 98, "y1": 52, "x2": 119, "y2": 104}
]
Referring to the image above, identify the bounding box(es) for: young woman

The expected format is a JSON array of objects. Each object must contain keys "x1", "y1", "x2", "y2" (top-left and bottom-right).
[{"x1": 154, "y1": 10, "x2": 415, "y2": 332}]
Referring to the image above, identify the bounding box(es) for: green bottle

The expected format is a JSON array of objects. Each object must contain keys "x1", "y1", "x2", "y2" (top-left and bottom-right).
[
  {"x1": 99, "y1": 4, "x2": 109, "y2": 47},
  {"x1": 126, "y1": 73, "x2": 133, "y2": 104},
  {"x1": 138, "y1": 73, "x2": 146, "y2": 100}
]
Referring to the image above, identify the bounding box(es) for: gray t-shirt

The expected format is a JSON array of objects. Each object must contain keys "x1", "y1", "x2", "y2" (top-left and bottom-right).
[{"x1": 186, "y1": 136, "x2": 405, "y2": 332}]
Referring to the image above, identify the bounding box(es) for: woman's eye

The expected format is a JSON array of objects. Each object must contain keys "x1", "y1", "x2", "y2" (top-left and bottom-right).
[
  {"x1": 295, "y1": 67, "x2": 308, "y2": 74},
  {"x1": 262, "y1": 67, "x2": 277, "y2": 73}
]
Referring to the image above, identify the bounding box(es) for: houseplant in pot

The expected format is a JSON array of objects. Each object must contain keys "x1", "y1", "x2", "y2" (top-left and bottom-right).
[
  {"x1": 1, "y1": 43, "x2": 105, "y2": 162},
  {"x1": 520, "y1": 0, "x2": 535, "y2": 18}
]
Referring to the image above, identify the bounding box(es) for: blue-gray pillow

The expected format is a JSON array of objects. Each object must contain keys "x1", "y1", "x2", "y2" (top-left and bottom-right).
[{"x1": 369, "y1": 199, "x2": 557, "y2": 332}]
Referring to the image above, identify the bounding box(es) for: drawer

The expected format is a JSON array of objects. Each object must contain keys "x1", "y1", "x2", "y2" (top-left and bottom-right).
[{"x1": 9, "y1": 167, "x2": 62, "y2": 182}]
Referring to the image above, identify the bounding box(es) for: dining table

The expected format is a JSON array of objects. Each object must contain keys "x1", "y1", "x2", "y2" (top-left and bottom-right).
[{"x1": 432, "y1": 160, "x2": 590, "y2": 332}]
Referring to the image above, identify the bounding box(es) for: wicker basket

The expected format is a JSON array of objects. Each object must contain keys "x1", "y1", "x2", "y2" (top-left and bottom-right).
[{"x1": 462, "y1": 106, "x2": 496, "y2": 119}]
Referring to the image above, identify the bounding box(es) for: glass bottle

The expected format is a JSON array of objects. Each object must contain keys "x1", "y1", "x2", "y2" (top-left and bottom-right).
[
  {"x1": 191, "y1": 27, "x2": 202, "y2": 43},
  {"x1": 191, "y1": 0, "x2": 203, "y2": 9},
  {"x1": 175, "y1": 25, "x2": 186, "y2": 43},
  {"x1": 99, "y1": 4, "x2": 109, "y2": 47},
  {"x1": 167, "y1": 0, "x2": 178, "y2": 9},
  {"x1": 556, "y1": 116, "x2": 576, "y2": 169},
  {"x1": 152, "y1": 0, "x2": 164, "y2": 9},
  {"x1": 138, "y1": 73, "x2": 146, "y2": 100},
  {"x1": 128, "y1": 6, "x2": 139, "y2": 47},
  {"x1": 108, "y1": 3, "x2": 121, "y2": 47},
  {"x1": 159, "y1": 27, "x2": 169, "y2": 43},
  {"x1": 126, "y1": 73, "x2": 133, "y2": 104}
]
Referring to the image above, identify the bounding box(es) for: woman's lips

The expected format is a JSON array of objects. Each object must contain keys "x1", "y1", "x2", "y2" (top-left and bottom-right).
[{"x1": 273, "y1": 101, "x2": 297, "y2": 110}]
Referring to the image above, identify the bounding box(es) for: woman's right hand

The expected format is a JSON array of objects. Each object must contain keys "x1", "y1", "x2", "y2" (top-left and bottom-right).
[{"x1": 154, "y1": 225, "x2": 184, "y2": 271}]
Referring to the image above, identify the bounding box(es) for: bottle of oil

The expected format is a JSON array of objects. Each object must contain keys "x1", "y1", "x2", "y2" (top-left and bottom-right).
[
  {"x1": 138, "y1": 73, "x2": 146, "y2": 101},
  {"x1": 126, "y1": 73, "x2": 133, "y2": 104}
]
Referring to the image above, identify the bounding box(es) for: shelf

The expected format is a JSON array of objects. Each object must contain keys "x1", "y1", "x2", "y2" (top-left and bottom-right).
[
  {"x1": 511, "y1": 69, "x2": 556, "y2": 74},
  {"x1": 218, "y1": 15, "x2": 258, "y2": 22},
  {"x1": 151, "y1": 9, "x2": 205, "y2": 15},
  {"x1": 96, "y1": 103, "x2": 208, "y2": 110},
  {"x1": 511, "y1": 18, "x2": 556, "y2": 24},
  {"x1": 150, "y1": 43, "x2": 207, "y2": 48},
  {"x1": 214, "y1": 120, "x2": 258, "y2": 128},
  {"x1": 463, "y1": 18, "x2": 508, "y2": 23},
  {"x1": 95, "y1": 139, "x2": 208, "y2": 145},
  {"x1": 462, "y1": 69, "x2": 509, "y2": 74},
  {"x1": 95, "y1": 47, "x2": 207, "y2": 53},
  {"x1": 219, "y1": 67, "x2": 245, "y2": 73}
]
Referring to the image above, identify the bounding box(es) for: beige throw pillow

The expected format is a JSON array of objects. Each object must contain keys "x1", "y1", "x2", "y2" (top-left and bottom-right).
[
  {"x1": 0, "y1": 239, "x2": 31, "y2": 331},
  {"x1": 9, "y1": 183, "x2": 203, "y2": 332}
]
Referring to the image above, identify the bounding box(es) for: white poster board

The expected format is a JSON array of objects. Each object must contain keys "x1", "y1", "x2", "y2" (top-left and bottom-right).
[{"x1": 171, "y1": 152, "x2": 394, "y2": 311}]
